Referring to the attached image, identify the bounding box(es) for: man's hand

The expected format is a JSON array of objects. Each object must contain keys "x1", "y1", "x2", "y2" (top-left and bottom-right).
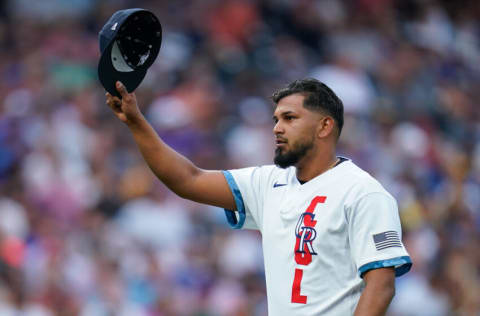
[{"x1": 105, "y1": 81, "x2": 144, "y2": 125}]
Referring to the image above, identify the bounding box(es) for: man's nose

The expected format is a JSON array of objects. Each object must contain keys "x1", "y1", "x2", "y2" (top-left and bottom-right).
[{"x1": 273, "y1": 121, "x2": 284, "y2": 135}]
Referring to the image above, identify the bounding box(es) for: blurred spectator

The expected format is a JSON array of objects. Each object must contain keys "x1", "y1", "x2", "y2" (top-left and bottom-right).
[{"x1": 0, "y1": 0, "x2": 478, "y2": 315}]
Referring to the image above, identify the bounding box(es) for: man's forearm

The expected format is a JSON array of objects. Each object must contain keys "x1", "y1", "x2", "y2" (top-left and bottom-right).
[
  {"x1": 354, "y1": 284, "x2": 394, "y2": 316},
  {"x1": 354, "y1": 268, "x2": 395, "y2": 316},
  {"x1": 126, "y1": 116, "x2": 201, "y2": 196}
]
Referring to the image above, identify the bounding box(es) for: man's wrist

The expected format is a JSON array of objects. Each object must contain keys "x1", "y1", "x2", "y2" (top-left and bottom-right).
[{"x1": 125, "y1": 113, "x2": 148, "y2": 130}]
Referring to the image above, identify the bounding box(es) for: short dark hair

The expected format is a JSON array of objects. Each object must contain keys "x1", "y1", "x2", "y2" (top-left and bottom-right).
[{"x1": 272, "y1": 78, "x2": 344, "y2": 138}]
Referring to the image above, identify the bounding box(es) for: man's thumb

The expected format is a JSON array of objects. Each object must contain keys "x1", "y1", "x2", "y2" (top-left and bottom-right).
[{"x1": 116, "y1": 81, "x2": 128, "y2": 97}]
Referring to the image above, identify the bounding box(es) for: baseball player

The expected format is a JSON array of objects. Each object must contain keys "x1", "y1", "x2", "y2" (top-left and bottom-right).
[{"x1": 105, "y1": 78, "x2": 411, "y2": 315}]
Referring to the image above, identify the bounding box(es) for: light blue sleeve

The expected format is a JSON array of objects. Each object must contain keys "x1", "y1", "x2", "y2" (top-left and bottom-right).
[{"x1": 222, "y1": 170, "x2": 246, "y2": 229}]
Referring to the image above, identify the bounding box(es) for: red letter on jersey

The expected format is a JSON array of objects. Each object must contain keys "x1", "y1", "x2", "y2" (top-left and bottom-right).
[
  {"x1": 294, "y1": 196, "x2": 326, "y2": 265},
  {"x1": 291, "y1": 268, "x2": 307, "y2": 304},
  {"x1": 292, "y1": 196, "x2": 326, "y2": 304}
]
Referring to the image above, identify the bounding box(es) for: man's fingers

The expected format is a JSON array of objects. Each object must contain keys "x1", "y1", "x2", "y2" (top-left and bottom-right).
[
  {"x1": 105, "y1": 93, "x2": 122, "y2": 112},
  {"x1": 115, "y1": 81, "x2": 129, "y2": 98}
]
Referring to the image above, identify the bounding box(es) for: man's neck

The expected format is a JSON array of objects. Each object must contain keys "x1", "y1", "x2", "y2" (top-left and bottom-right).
[{"x1": 295, "y1": 153, "x2": 338, "y2": 183}]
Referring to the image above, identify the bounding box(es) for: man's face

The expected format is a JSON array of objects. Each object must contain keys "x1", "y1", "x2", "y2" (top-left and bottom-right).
[{"x1": 272, "y1": 94, "x2": 323, "y2": 168}]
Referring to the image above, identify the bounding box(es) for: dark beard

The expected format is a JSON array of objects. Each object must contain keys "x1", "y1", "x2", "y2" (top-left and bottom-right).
[{"x1": 274, "y1": 140, "x2": 313, "y2": 169}]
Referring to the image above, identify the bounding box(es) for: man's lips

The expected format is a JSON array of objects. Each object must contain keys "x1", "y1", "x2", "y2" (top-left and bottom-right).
[{"x1": 275, "y1": 139, "x2": 287, "y2": 147}]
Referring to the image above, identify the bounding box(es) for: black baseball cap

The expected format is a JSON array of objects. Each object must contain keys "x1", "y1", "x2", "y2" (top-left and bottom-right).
[{"x1": 98, "y1": 8, "x2": 162, "y2": 98}]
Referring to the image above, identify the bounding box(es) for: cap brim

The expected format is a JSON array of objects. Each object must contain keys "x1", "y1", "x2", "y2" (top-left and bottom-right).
[{"x1": 98, "y1": 41, "x2": 147, "y2": 98}]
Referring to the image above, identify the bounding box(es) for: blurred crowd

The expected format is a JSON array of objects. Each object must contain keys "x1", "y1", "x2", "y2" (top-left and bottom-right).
[{"x1": 0, "y1": 0, "x2": 479, "y2": 315}]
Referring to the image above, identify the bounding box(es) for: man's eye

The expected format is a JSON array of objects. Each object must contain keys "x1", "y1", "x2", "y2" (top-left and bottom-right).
[{"x1": 285, "y1": 116, "x2": 294, "y2": 120}]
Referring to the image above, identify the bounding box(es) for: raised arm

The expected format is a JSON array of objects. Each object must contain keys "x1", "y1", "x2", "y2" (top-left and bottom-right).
[{"x1": 106, "y1": 81, "x2": 236, "y2": 211}]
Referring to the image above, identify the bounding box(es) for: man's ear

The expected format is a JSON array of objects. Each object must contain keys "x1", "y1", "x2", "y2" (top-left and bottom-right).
[{"x1": 317, "y1": 117, "x2": 335, "y2": 139}]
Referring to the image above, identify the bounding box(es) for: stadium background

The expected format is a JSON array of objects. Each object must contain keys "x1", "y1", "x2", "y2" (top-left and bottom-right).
[{"x1": 0, "y1": 0, "x2": 479, "y2": 315}]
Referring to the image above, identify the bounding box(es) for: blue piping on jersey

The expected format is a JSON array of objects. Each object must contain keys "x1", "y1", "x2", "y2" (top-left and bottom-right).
[
  {"x1": 358, "y1": 256, "x2": 412, "y2": 278},
  {"x1": 222, "y1": 170, "x2": 246, "y2": 229}
]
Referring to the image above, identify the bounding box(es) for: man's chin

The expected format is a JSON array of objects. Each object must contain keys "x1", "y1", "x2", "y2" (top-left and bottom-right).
[
  {"x1": 274, "y1": 153, "x2": 296, "y2": 169},
  {"x1": 273, "y1": 139, "x2": 313, "y2": 169}
]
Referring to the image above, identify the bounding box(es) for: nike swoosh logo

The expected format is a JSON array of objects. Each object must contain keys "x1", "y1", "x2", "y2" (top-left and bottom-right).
[{"x1": 273, "y1": 183, "x2": 287, "y2": 188}]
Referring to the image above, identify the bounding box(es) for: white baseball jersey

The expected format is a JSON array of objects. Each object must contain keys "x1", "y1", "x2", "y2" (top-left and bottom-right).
[{"x1": 222, "y1": 158, "x2": 411, "y2": 315}]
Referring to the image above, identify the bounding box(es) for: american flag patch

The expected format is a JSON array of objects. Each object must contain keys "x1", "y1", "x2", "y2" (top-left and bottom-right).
[{"x1": 373, "y1": 231, "x2": 402, "y2": 251}]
